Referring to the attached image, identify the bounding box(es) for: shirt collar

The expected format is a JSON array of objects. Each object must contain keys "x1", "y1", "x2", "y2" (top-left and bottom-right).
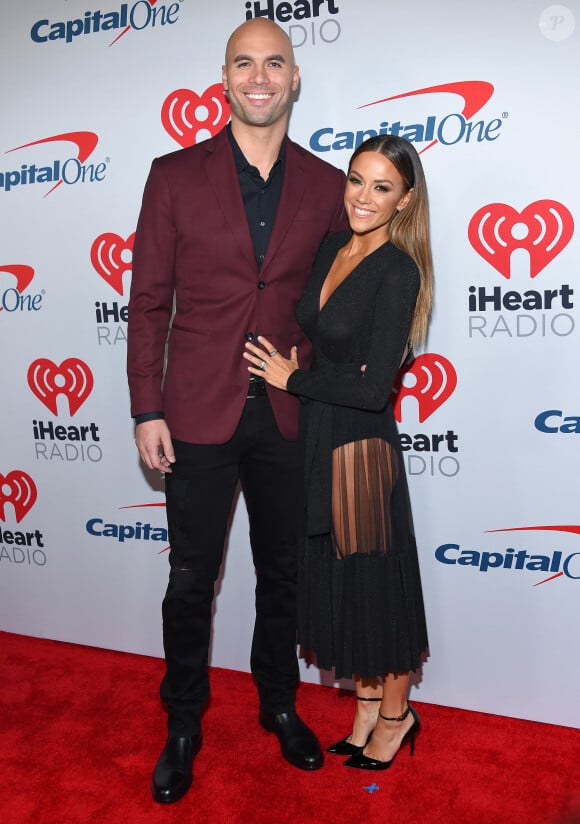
[{"x1": 227, "y1": 123, "x2": 286, "y2": 176}]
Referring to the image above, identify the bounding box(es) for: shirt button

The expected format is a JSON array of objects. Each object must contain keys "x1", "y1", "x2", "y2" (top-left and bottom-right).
[
  {"x1": 245, "y1": 332, "x2": 254, "y2": 341},
  {"x1": 257, "y1": 281, "x2": 266, "y2": 290}
]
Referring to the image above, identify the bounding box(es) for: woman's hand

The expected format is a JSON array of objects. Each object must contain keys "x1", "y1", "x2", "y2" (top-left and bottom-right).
[{"x1": 243, "y1": 335, "x2": 299, "y2": 391}]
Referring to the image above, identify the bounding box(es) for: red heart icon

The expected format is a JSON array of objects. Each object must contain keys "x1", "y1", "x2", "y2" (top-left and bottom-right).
[
  {"x1": 468, "y1": 200, "x2": 574, "y2": 279},
  {"x1": 392, "y1": 353, "x2": 457, "y2": 423},
  {"x1": 27, "y1": 358, "x2": 94, "y2": 417},
  {"x1": 90, "y1": 233, "x2": 135, "y2": 296},
  {"x1": 161, "y1": 84, "x2": 231, "y2": 148},
  {"x1": 0, "y1": 470, "x2": 37, "y2": 523}
]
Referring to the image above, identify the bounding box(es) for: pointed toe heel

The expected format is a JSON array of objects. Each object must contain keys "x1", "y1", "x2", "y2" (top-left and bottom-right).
[
  {"x1": 344, "y1": 704, "x2": 421, "y2": 772},
  {"x1": 344, "y1": 751, "x2": 392, "y2": 771},
  {"x1": 327, "y1": 694, "x2": 382, "y2": 756},
  {"x1": 327, "y1": 736, "x2": 362, "y2": 756}
]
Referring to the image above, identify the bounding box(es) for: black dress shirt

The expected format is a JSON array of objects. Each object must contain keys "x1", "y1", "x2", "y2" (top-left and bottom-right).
[{"x1": 227, "y1": 123, "x2": 285, "y2": 269}]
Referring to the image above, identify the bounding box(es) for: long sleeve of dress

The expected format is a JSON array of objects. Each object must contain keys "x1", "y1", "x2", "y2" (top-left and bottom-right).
[{"x1": 287, "y1": 252, "x2": 419, "y2": 411}]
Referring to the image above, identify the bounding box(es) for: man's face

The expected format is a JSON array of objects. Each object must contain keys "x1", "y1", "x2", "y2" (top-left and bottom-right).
[{"x1": 222, "y1": 21, "x2": 299, "y2": 129}]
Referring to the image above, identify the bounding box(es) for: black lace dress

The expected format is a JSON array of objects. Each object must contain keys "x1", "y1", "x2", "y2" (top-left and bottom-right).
[{"x1": 286, "y1": 232, "x2": 428, "y2": 679}]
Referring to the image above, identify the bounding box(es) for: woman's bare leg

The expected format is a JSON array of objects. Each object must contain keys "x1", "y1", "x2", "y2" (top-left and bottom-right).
[
  {"x1": 348, "y1": 676, "x2": 383, "y2": 746},
  {"x1": 362, "y1": 672, "x2": 415, "y2": 761}
]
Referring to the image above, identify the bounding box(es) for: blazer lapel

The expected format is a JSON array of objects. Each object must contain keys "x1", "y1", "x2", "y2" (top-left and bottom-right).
[
  {"x1": 261, "y1": 139, "x2": 307, "y2": 274},
  {"x1": 204, "y1": 130, "x2": 257, "y2": 273}
]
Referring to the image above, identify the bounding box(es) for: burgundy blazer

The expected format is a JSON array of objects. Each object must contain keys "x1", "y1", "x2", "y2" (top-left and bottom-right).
[{"x1": 127, "y1": 127, "x2": 347, "y2": 444}]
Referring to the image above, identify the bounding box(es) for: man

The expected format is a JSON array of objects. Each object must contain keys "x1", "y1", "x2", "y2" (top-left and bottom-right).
[{"x1": 127, "y1": 17, "x2": 346, "y2": 804}]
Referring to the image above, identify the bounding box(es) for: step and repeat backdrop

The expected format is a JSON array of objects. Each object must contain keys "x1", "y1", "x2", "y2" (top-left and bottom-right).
[{"x1": 1, "y1": 1, "x2": 578, "y2": 727}]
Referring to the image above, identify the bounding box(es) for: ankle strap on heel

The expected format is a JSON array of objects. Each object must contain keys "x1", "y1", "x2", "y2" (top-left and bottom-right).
[
  {"x1": 356, "y1": 695, "x2": 382, "y2": 702},
  {"x1": 378, "y1": 705, "x2": 410, "y2": 722}
]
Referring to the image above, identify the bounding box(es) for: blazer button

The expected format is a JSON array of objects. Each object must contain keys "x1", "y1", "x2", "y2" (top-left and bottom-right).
[
  {"x1": 245, "y1": 332, "x2": 254, "y2": 341},
  {"x1": 257, "y1": 281, "x2": 266, "y2": 290}
]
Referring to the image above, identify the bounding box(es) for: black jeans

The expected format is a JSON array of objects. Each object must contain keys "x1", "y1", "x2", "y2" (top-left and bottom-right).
[{"x1": 161, "y1": 396, "x2": 304, "y2": 736}]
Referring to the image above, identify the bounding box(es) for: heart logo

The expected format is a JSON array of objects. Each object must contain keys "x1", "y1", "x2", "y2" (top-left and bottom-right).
[
  {"x1": 392, "y1": 353, "x2": 457, "y2": 423},
  {"x1": 468, "y1": 200, "x2": 574, "y2": 279},
  {"x1": 0, "y1": 470, "x2": 38, "y2": 523},
  {"x1": 27, "y1": 358, "x2": 94, "y2": 416},
  {"x1": 90, "y1": 233, "x2": 135, "y2": 296},
  {"x1": 0, "y1": 265, "x2": 35, "y2": 310},
  {"x1": 161, "y1": 84, "x2": 230, "y2": 148}
]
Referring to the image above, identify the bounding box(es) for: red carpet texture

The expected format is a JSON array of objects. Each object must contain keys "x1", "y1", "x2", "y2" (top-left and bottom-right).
[{"x1": 1, "y1": 631, "x2": 579, "y2": 823}]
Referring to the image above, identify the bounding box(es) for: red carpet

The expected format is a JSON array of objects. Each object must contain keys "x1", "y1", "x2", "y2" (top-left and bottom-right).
[{"x1": 1, "y1": 631, "x2": 579, "y2": 823}]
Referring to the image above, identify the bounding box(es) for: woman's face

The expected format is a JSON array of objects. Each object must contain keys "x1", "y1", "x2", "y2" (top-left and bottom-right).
[{"x1": 344, "y1": 150, "x2": 412, "y2": 239}]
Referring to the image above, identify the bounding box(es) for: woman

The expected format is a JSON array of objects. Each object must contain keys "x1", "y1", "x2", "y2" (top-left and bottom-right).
[{"x1": 244, "y1": 135, "x2": 433, "y2": 771}]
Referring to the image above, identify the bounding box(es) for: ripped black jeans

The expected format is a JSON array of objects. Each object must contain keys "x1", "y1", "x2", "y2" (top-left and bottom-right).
[{"x1": 161, "y1": 397, "x2": 304, "y2": 736}]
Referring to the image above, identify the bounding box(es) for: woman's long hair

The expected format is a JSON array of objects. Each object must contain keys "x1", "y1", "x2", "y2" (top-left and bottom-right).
[{"x1": 348, "y1": 135, "x2": 434, "y2": 347}]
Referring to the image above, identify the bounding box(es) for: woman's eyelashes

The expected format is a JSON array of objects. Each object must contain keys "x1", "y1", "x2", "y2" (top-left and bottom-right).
[{"x1": 348, "y1": 175, "x2": 390, "y2": 194}]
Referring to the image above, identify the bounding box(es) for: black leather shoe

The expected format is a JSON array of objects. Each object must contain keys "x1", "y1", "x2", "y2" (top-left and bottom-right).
[
  {"x1": 259, "y1": 709, "x2": 323, "y2": 770},
  {"x1": 151, "y1": 733, "x2": 202, "y2": 804},
  {"x1": 327, "y1": 733, "x2": 371, "y2": 756},
  {"x1": 344, "y1": 704, "x2": 420, "y2": 771},
  {"x1": 327, "y1": 694, "x2": 380, "y2": 755}
]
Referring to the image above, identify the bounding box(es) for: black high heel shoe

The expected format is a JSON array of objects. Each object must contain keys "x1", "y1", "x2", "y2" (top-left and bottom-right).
[
  {"x1": 344, "y1": 704, "x2": 420, "y2": 770},
  {"x1": 326, "y1": 695, "x2": 382, "y2": 756}
]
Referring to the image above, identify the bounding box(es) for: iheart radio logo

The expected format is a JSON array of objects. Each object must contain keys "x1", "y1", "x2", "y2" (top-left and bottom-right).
[
  {"x1": 161, "y1": 84, "x2": 231, "y2": 148},
  {"x1": 468, "y1": 200, "x2": 574, "y2": 279},
  {"x1": 27, "y1": 358, "x2": 94, "y2": 416},
  {"x1": 392, "y1": 354, "x2": 457, "y2": 423},
  {"x1": 0, "y1": 265, "x2": 35, "y2": 310},
  {"x1": 90, "y1": 233, "x2": 135, "y2": 296},
  {"x1": 0, "y1": 470, "x2": 37, "y2": 523}
]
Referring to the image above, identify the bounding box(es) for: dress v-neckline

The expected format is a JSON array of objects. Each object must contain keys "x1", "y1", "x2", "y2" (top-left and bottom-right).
[
  {"x1": 319, "y1": 266, "x2": 357, "y2": 314},
  {"x1": 318, "y1": 238, "x2": 391, "y2": 314}
]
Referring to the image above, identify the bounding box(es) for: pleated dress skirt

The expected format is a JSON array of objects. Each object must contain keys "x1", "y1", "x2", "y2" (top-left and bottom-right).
[{"x1": 297, "y1": 402, "x2": 428, "y2": 680}]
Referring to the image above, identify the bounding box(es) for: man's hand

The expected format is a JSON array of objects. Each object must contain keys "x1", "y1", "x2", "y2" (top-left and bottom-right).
[{"x1": 135, "y1": 419, "x2": 175, "y2": 473}]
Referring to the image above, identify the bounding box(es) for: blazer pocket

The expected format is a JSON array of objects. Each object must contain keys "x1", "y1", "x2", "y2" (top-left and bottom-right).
[{"x1": 171, "y1": 323, "x2": 214, "y2": 336}]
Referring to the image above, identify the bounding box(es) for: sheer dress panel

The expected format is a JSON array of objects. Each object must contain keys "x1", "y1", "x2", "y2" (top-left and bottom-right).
[{"x1": 331, "y1": 437, "x2": 398, "y2": 559}]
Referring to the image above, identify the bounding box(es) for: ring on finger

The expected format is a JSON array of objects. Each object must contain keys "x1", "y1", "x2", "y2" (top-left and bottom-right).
[
  {"x1": 260, "y1": 360, "x2": 267, "y2": 370},
  {"x1": 268, "y1": 349, "x2": 278, "y2": 357}
]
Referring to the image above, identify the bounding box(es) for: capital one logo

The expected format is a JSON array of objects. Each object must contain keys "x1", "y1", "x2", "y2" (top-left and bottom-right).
[
  {"x1": 161, "y1": 85, "x2": 231, "y2": 148},
  {"x1": 436, "y1": 524, "x2": 580, "y2": 586},
  {"x1": 392, "y1": 354, "x2": 457, "y2": 423},
  {"x1": 1, "y1": 132, "x2": 104, "y2": 197},
  {"x1": 27, "y1": 358, "x2": 94, "y2": 416},
  {"x1": 30, "y1": 0, "x2": 181, "y2": 48},
  {"x1": 90, "y1": 233, "x2": 135, "y2": 295},
  {"x1": 310, "y1": 81, "x2": 503, "y2": 155},
  {"x1": 360, "y1": 81, "x2": 495, "y2": 153},
  {"x1": 468, "y1": 200, "x2": 574, "y2": 279},
  {"x1": 0, "y1": 265, "x2": 35, "y2": 311},
  {"x1": 0, "y1": 471, "x2": 37, "y2": 522},
  {"x1": 86, "y1": 502, "x2": 169, "y2": 551}
]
